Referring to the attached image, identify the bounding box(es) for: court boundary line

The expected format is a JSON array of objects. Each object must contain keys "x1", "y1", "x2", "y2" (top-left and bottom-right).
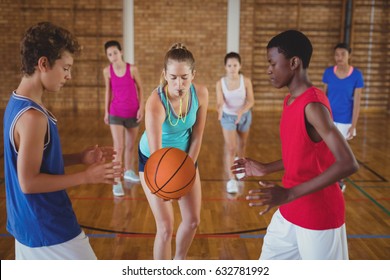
[
  {"x1": 79, "y1": 224, "x2": 268, "y2": 237},
  {"x1": 347, "y1": 178, "x2": 390, "y2": 216}
]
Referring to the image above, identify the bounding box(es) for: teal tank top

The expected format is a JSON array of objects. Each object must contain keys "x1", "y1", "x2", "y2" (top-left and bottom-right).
[{"x1": 139, "y1": 84, "x2": 199, "y2": 157}]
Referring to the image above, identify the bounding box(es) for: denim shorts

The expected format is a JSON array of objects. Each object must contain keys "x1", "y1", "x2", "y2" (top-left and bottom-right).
[
  {"x1": 109, "y1": 115, "x2": 139, "y2": 129},
  {"x1": 220, "y1": 110, "x2": 252, "y2": 132}
]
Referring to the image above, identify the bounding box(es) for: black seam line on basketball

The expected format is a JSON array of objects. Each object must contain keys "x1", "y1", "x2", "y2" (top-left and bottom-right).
[
  {"x1": 357, "y1": 159, "x2": 388, "y2": 182},
  {"x1": 154, "y1": 174, "x2": 195, "y2": 200},
  {"x1": 155, "y1": 150, "x2": 187, "y2": 193},
  {"x1": 79, "y1": 224, "x2": 267, "y2": 235},
  {"x1": 160, "y1": 172, "x2": 196, "y2": 194},
  {"x1": 153, "y1": 147, "x2": 173, "y2": 194},
  {"x1": 155, "y1": 150, "x2": 189, "y2": 194}
]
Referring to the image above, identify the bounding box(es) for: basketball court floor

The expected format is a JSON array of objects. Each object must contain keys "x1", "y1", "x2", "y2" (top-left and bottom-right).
[{"x1": 0, "y1": 110, "x2": 389, "y2": 260}]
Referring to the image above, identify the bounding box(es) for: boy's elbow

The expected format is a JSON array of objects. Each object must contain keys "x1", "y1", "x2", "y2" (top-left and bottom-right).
[
  {"x1": 351, "y1": 159, "x2": 359, "y2": 174},
  {"x1": 20, "y1": 183, "x2": 33, "y2": 194},
  {"x1": 344, "y1": 158, "x2": 359, "y2": 176},
  {"x1": 19, "y1": 179, "x2": 35, "y2": 194}
]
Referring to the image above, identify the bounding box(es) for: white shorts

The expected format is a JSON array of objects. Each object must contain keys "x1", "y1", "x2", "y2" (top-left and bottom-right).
[
  {"x1": 334, "y1": 122, "x2": 356, "y2": 139},
  {"x1": 260, "y1": 209, "x2": 348, "y2": 260},
  {"x1": 15, "y1": 231, "x2": 97, "y2": 260}
]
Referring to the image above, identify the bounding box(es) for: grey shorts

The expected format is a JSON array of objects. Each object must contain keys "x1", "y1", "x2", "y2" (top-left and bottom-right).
[
  {"x1": 220, "y1": 110, "x2": 252, "y2": 132},
  {"x1": 109, "y1": 115, "x2": 139, "y2": 129}
]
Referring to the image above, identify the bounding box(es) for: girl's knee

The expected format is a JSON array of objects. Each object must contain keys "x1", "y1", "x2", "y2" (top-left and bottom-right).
[
  {"x1": 186, "y1": 217, "x2": 200, "y2": 230},
  {"x1": 156, "y1": 222, "x2": 174, "y2": 241}
]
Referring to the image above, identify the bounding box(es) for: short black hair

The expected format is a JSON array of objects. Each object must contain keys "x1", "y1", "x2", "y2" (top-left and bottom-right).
[
  {"x1": 104, "y1": 40, "x2": 121, "y2": 52},
  {"x1": 334, "y1": 43, "x2": 351, "y2": 54},
  {"x1": 267, "y1": 30, "x2": 313, "y2": 69}
]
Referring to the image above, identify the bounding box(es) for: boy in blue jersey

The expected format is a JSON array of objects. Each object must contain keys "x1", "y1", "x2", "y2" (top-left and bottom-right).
[{"x1": 3, "y1": 22, "x2": 122, "y2": 259}]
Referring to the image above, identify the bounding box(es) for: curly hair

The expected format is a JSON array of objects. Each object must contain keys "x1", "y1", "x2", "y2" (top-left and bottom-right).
[{"x1": 20, "y1": 22, "x2": 81, "y2": 76}]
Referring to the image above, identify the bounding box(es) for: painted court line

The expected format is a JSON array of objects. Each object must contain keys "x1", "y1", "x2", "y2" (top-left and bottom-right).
[
  {"x1": 347, "y1": 178, "x2": 390, "y2": 216},
  {"x1": 1, "y1": 233, "x2": 389, "y2": 239}
]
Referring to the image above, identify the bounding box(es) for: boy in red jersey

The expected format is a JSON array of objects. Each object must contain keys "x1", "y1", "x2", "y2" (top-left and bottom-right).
[{"x1": 232, "y1": 30, "x2": 358, "y2": 259}]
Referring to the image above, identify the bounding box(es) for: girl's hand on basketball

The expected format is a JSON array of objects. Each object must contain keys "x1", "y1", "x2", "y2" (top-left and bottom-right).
[
  {"x1": 81, "y1": 145, "x2": 116, "y2": 165},
  {"x1": 246, "y1": 181, "x2": 290, "y2": 215},
  {"x1": 85, "y1": 160, "x2": 123, "y2": 184},
  {"x1": 231, "y1": 157, "x2": 267, "y2": 178}
]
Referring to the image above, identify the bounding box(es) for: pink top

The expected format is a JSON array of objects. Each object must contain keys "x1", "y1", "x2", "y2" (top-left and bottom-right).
[
  {"x1": 109, "y1": 63, "x2": 139, "y2": 118},
  {"x1": 279, "y1": 87, "x2": 345, "y2": 230}
]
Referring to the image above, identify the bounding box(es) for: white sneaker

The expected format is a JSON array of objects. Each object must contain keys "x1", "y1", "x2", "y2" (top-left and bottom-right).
[
  {"x1": 112, "y1": 182, "x2": 124, "y2": 196},
  {"x1": 226, "y1": 179, "x2": 239, "y2": 194},
  {"x1": 124, "y1": 170, "x2": 140, "y2": 182}
]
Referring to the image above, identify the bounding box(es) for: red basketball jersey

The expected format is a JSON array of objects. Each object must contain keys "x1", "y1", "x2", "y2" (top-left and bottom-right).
[{"x1": 279, "y1": 87, "x2": 345, "y2": 230}]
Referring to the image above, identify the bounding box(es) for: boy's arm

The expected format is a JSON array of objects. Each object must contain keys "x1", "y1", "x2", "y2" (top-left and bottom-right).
[
  {"x1": 63, "y1": 146, "x2": 116, "y2": 167},
  {"x1": 15, "y1": 110, "x2": 120, "y2": 194},
  {"x1": 232, "y1": 158, "x2": 284, "y2": 178},
  {"x1": 288, "y1": 103, "x2": 358, "y2": 200}
]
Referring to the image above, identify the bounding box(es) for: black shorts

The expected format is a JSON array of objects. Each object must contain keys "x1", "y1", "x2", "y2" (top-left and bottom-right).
[{"x1": 109, "y1": 115, "x2": 139, "y2": 129}]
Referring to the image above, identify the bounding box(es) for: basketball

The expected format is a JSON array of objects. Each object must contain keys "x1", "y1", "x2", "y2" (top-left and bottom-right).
[{"x1": 144, "y1": 147, "x2": 196, "y2": 200}]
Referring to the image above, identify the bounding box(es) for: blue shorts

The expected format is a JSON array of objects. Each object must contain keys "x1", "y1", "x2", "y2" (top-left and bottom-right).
[
  {"x1": 220, "y1": 110, "x2": 252, "y2": 132},
  {"x1": 138, "y1": 146, "x2": 198, "y2": 172}
]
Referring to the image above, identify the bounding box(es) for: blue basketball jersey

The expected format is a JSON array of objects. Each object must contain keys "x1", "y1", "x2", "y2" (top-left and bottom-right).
[{"x1": 3, "y1": 92, "x2": 81, "y2": 247}]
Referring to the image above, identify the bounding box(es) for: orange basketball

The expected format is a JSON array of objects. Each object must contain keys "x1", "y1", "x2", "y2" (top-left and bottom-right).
[{"x1": 144, "y1": 147, "x2": 196, "y2": 200}]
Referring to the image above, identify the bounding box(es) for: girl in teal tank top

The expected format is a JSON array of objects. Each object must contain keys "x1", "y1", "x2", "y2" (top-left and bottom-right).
[
  {"x1": 138, "y1": 43, "x2": 209, "y2": 260},
  {"x1": 139, "y1": 84, "x2": 199, "y2": 157}
]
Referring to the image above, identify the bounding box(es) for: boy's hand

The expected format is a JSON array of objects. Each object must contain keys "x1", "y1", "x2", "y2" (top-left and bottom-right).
[
  {"x1": 246, "y1": 181, "x2": 290, "y2": 215},
  {"x1": 85, "y1": 160, "x2": 123, "y2": 185},
  {"x1": 231, "y1": 157, "x2": 268, "y2": 179},
  {"x1": 81, "y1": 145, "x2": 116, "y2": 165}
]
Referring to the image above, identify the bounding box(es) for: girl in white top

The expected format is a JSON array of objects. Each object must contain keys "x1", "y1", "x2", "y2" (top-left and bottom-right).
[{"x1": 216, "y1": 52, "x2": 254, "y2": 194}]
